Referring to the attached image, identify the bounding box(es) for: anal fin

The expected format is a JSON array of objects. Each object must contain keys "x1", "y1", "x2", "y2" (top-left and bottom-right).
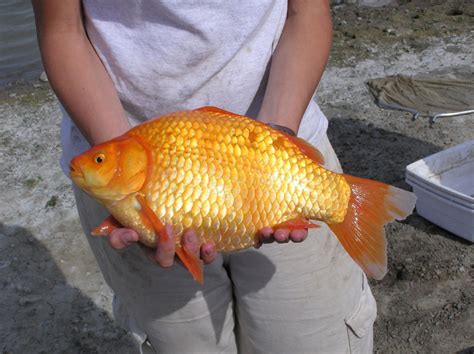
[{"x1": 272, "y1": 217, "x2": 320, "y2": 231}]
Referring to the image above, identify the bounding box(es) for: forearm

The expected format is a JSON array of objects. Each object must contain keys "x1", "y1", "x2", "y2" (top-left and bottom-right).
[
  {"x1": 258, "y1": 0, "x2": 332, "y2": 133},
  {"x1": 33, "y1": 0, "x2": 130, "y2": 145}
]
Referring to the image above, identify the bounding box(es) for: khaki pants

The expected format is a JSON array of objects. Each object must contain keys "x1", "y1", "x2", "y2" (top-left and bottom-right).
[{"x1": 74, "y1": 134, "x2": 376, "y2": 353}]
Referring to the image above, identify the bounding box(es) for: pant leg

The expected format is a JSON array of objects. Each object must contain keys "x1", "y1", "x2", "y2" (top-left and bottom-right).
[
  {"x1": 73, "y1": 187, "x2": 238, "y2": 354},
  {"x1": 229, "y1": 134, "x2": 377, "y2": 353}
]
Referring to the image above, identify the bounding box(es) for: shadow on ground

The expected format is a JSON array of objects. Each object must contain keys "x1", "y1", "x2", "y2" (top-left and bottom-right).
[
  {"x1": 0, "y1": 223, "x2": 135, "y2": 353},
  {"x1": 328, "y1": 116, "x2": 442, "y2": 186}
]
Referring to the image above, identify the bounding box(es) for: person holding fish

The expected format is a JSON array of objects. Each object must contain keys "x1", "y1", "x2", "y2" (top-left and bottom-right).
[{"x1": 33, "y1": 1, "x2": 415, "y2": 353}]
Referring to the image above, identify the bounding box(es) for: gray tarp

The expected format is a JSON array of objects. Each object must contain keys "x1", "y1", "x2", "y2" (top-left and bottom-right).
[{"x1": 367, "y1": 75, "x2": 474, "y2": 116}]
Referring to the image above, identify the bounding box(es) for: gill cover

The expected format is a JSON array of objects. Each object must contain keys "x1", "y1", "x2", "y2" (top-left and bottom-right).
[{"x1": 70, "y1": 135, "x2": 150, "y2": 201}]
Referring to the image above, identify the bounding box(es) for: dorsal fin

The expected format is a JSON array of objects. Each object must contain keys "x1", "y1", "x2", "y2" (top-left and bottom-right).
[
  {"x1": 283, "y1": 134, "x2": 325, "y2": 166},
  {"x1": 195, "y1": 106, "x2": 325, "y2": 165},
  {"x1": 194, "y1": 106, "x2": 237, "y2": 116}
]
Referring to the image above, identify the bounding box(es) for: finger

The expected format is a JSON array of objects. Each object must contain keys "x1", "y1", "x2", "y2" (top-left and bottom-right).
[
  {"x1": 254, "y1": 235, "x2": 263, "y2": 249},
  {"x1": 155, "y1": 224, "x2": 175, "y2": 267},
  {"x1": 290, "y1": 229, "x2": 308, "y2": 243},
  {"x1": 273, "y1": 229, "x2": 290, "y2": 243},
  {"x1": 200, "y1": 241, "x2": 217, "y2": 264},
  {"x1": 182, "y1": 229, "x2": 200, "y2": 257},
  {"x1": 109, "y1": 228, "x2": 139, "y2": 249},
  {"x1": 259, "y1": 227, "x2": 274, "y2": 239}
]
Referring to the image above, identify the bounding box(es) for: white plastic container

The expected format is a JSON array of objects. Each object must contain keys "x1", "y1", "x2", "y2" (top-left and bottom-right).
[{"x1": 406, "y1": 140, "x2": 474, "y2": 242}]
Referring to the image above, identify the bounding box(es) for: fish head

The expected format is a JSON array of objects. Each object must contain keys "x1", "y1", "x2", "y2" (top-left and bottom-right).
[{"x1": 70, "y1": 135, "x2": 150, "y2": 202}]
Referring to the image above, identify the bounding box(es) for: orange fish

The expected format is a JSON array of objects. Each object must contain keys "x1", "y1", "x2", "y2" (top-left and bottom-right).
[{"x1": 70, "y1": 107, "x2": 416, "y2": 284}]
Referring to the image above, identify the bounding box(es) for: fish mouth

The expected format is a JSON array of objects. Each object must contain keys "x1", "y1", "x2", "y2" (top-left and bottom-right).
[{"x1": 69, "y1": 159, "x2": 84, "y2": 182}]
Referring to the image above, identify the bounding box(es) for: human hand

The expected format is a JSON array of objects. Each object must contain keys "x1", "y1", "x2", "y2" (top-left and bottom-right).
[
  {"x1": 108, "y1": 226, "x2": 217, "y2": 266},
  {"x1": 257, "y1": 227, "x2": 308, "y2": 247}
]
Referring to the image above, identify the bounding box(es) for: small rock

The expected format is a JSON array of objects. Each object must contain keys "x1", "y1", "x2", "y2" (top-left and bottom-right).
[
  {"x1": 9, "y1": 93, "x2": 17, "y2": 98},
  {"x1": 0, "y1": 261, "x2": 11, "y2": 269},
  {"x1": 19, "y1": 295, "x2": 42, "y2": 306},
  {"x1": 15, "y1": 284, "x2": 32, "y2": 294},
  {"x1": 103, "y1": 330, "x2": 118, "y2": 340},
  {"x1": 33, "y1": 83, "x2": 41, "y2": 88},
  {"x1": 39, "y1": 71, "x2": 49, "y2": 82},
  {"x1": 396, "y1": 268, "x2": 408, "y2": 281},
  {"x1": 45, "y1": 195, "x2": 59, "y2": 208},
  {"x1": 358, "y1": 0, "x2": 393, "y2": 6}
]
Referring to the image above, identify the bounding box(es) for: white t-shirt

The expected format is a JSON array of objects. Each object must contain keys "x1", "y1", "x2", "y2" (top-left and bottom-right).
[{"x1": 60, "y1": 0, "x2": 328, "y2": 173}]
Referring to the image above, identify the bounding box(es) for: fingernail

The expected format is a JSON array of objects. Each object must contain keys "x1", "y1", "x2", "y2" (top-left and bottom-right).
[
  {"x1": 186, "y1": 233, "x2": 196, "y2": 244},
  {"x1": 160, "y1": 259, "x2": 173, "y2": 268}
]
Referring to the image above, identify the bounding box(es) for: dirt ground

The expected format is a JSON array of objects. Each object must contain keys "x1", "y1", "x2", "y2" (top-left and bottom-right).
[{"x1": 1, "y1": 1, "x2": 473, "y2": 353}]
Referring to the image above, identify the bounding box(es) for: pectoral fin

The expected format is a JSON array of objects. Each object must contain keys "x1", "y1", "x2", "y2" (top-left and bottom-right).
[
  {"x1": 136, "y1": 195, "x2": 204, "y2": 284},
  {"x1": 91, "y1": 215, "x2": 122, "y2": 236},
  {"x1": 136, "y1": 195, "x2": 168, "y2": 242}
]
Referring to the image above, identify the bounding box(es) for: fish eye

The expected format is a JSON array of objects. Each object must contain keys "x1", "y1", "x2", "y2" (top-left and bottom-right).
[{"x1": 94, "y1": 154, "x2": 105, "y2": 164}]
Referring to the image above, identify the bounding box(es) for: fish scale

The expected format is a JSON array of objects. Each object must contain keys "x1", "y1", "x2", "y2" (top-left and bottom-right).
[{"x1": 122, "y1": 109, "x2": 350, "y2": 251}]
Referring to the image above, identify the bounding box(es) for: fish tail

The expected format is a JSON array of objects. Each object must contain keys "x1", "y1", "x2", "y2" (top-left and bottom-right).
[{"x1": 328, "y1": 174, "x2": 416, "y2": 280}]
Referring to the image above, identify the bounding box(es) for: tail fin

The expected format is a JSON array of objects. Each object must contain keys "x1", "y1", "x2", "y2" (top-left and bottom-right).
[{"x1": 328, "y1": 175, "x2": 416, "y2": 280}]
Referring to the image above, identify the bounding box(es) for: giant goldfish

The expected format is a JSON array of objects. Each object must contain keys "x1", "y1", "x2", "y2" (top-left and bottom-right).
[{"x1": 70, "y1": 106, "x2": 416, "y2": 284}]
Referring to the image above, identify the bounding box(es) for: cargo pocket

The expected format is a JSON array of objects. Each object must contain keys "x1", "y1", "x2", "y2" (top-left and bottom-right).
[
  {"x1": 344, "y1": 275, "x2": 377, "y2": 354},
  {"x1": 140, "y1": 338, "x2": 156, "y2": 354},
  {"x1": 112, "y1": 295, "x2": 151, "y2": 353}
]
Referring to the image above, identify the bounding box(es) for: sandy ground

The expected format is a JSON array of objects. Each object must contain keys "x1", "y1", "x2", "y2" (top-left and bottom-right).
[{"x1": 1, "y1": 1, "x2": 473, "y2": 353}]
